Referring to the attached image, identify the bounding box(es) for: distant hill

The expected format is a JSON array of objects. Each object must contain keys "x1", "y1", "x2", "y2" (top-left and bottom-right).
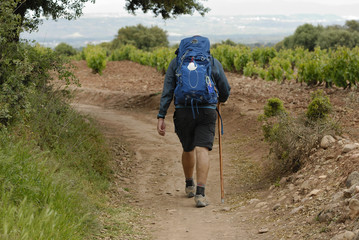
[{"x1": 22, "y1": 14, "x2": 350, "y2": 48}]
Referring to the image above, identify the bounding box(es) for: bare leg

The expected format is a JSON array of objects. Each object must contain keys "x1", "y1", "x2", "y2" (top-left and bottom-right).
[
  {"x1": 195, "y1": 146, "x2": 210, "y2": 185},
  {"x1": 182, "y1": 150, "x2": 195, "y2": 179}
]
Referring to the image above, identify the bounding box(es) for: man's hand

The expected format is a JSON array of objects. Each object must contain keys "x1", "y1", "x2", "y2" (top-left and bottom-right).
[{"x1": 157, "y1": 118, "x2": 166, "y2": 136}]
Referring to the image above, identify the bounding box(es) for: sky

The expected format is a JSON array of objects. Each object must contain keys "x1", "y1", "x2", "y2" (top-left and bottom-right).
[{"x1": 82, "y1": 0, "x2": 359, "y2": 17}]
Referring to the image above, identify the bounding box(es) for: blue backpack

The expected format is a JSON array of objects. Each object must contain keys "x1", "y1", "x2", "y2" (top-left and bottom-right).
[{"x1": 174, "y1": 36, "x2": 218, "y2": 113}]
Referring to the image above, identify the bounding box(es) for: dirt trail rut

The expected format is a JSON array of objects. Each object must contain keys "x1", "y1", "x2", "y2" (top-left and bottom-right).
[{"x1": 74, "y1": 103, "x2": 257, "y2": 239}]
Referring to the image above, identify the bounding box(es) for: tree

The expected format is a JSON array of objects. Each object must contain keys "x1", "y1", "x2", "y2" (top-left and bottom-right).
[
  {"x1": 317, "y1": 29, "x2": 359, "y2": 49},
  {"x1": 125, "y1": 0, "x2": 209, "y2": 19},
  {"x1": 0, "y1": 0, "x2": 22, "y2": 43},
  {"x1": 14, "y1": 0, "x2": 95, "y2": 34},
  {"x1": 54, "y1": 43, "x2": 78, "y2": 57},
  {"x1": 9, "y1": 0, "x2": 208, "y2": 41},
  {"x1": 111, "y1": 24, "x2": 168, "y2": 50},
  {"x1": 292, "y1": 24, "x2": 323, "y2": 51},
  {"x1": 345, "y1": 20, "x2": 359, "y2": 32}
]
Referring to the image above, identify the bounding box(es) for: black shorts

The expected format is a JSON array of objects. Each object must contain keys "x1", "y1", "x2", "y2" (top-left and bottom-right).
[{"x1": 173, "y1": 108, "x2": 217, "y2": 152}]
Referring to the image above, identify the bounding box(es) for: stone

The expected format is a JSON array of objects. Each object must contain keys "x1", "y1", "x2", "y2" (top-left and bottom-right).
[
  {"x1": 273, "y1": 203, "x2": 281, "y2": 211},
  {"x1": 258, "y1": 228, "x2": 269, "y2": 234},
  {"x1": 343, "y1": 144, "x2": 359, "y2": 154},
  {"x1": 300, "y1": 180, "x2": 311, "y2": 191},
  {"x1": 346, "y1": 171, "x2": 359, "y2": 188},
  {"x1": 255, "y1": 202, "x2": 268, "y2": 209},
  {"x1": 352, "y1": 193, "x2": 359, "y2": 201},
  {"x1": 293, "y1": 193, "x2": 301, "y2": 203},
  {"x1": 330, "y1": 231, "x2": 356, "y2": 240},
  {"x1": 343, "y1": 231, "x2": 356, "y2": 240},
  {"x1": 249, "y1": 199, "x2": 260, "y2": 205},
  {"x1": 349, "y1": 199, "x2": 359, "y2": 219},
  {"x1": 308, "y1": 189, "x2": 321, "y2": 197},
  {"x1": 320, "y1": 135, "x2": 336, "y2": 149},
  {"x1": 332, "y1": 191, "x2": 344, "y2": 202},
  {"x1": 317, "y1": 209, "x2": 334, "y2": 223},
  {"x1": 279, "y1": 177, "x2": 288, "y2": 186},
  {"x1": 290, "y1": 206, "x2": 304, "y2": 214},
  {"x1": 350, "y1": 153, "x2": 359, "y2": 160},
  {"x1": 221, "y1": 207, "x2": 231, "y2": 212},
  {"x1": 344, "y1": 189, "x2": 352, "y2": 198},
  {"x1": 288, "y1": 184, "x2": 295, "y2": 191}
]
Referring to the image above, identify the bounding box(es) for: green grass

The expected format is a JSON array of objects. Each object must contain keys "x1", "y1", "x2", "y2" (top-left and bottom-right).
[
  {"x1": 0, "y1": 89, "x2": 146, "y2": 239},
  {"x1": 0, "y1": 133, "x2": 95, "y2": 239}
]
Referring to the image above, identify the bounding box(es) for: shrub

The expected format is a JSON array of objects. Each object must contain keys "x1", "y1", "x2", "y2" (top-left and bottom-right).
[
  {"x1": 306, "y1": 90, "x2": 332, "y2": 121},
  {"x1": 0, "y1": 42, "x2": 77, "y2": 127},
  {"x1": 263, "y1": 98, "x2": 286, "y2": 117},
  {"x1": 83, "y1": 45, "x2": 107, "y2": 74},
  {"x1": 109, "y1": 44, "x2": 137, "y2": 61},
  {"x1": 260, "y1": 96, "x2": 338, "y2": 174}
]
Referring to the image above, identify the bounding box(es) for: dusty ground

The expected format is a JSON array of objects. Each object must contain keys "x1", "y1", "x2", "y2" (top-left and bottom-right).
[{"x1": 71, "y1": 60, "x2": 359, "y2": 239}]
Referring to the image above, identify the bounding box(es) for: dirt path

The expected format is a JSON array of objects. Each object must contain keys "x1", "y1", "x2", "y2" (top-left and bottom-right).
[{"x1": 74, "y1": 103, "x2": 259, "y2": 239}]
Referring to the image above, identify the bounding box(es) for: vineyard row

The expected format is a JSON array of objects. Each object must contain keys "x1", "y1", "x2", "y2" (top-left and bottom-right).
[{"x1": 83, "y1": 44, "x2": 359, "y2": 89}]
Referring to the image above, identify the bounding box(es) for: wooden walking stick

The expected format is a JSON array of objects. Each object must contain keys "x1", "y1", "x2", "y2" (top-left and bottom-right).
[{"x1": 217, "y1": 103, "x2": 224, "y2": 203}]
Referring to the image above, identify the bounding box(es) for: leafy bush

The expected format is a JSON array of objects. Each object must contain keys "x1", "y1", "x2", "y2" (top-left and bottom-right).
[
  {"x1": 211, "y1": 44, "x2": 237, "y2": 71},
  {"x1": 306, "y1": 90, "x2": 332, "y2": 121},
  {"x1": 84, "y1": 45, "x2": 107, "y2": 74},
  {"x1": 263, "y1": 98, "x2": 286, "y2": 117},
  {"x1": 233, "y1": 46, "x2": 251, "y2": 74},
  {"x1": 0, "y1": 42, "x2": 76, "y2": 127},
  {"x1": 260, "y1": 96, "x2": 338, "y2": 174}
]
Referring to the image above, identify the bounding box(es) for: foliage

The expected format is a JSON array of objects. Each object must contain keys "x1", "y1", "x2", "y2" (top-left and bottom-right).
[
  {"x1": 291, "y1": 24, "x2": 324, "y2": 51},
  {"x1": 251, "y1": 47, "x2": 277, "y2": 68},
  {"x1": 84, "y1": 45, "x2": 107, "y2": 75},
  {"x1": 109, "y1": 44, "x2": 175, "y2": 73},
  {"x1": 12, "y1": 0, "x2": 95, "y2": 40},
  {"x1": 317, "y1": 28, "x2": 359, "y2": 49},
  {"x1": 345, "y1": 20, "x2": 359, "y2": 32},
  {"x1": 125, "y1": 0, "x2": 209, "y2": 19},
  {"x1": 111, "y1": 24, "x2": 169, "y2": 51},
  {"x1": 260, "y1": 97, "x2": 338, "y2": 173},
  {"x1": 279, "y1": 21, "x2": 359, "y2": 50},
  {"x1": 54, "y1": 42, "x2": 78, "y2": 57},
  {"x1": 263, "y1": 98, "x2": 286, "y2": 118},
  {"x1": 211, "y1": 44, "x2": 237, "y2": 71},
  {"x1": 324, "y1": 47, "x2": 359, "y2": 89},
  {"x1": 0, "y1": 42, "x2": 77, "y2": 126},
  {"x1": 10, "y1": 0, "x2": 209, "y2": 41},
  {"x1": 0, "y1": 0, "x2": 22, "y2": 42},
  {"x1": 306, "y1": 90, "x2": 332, "y2": 121},
  {"x1": 233, "y1": 46, "x2": 251, "y2": 74}
]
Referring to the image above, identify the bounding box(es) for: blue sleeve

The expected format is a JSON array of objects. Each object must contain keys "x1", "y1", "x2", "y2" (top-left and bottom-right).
[
  {"x1": 157, "y1": 58, "x2": 177, "y2": 119},
  {"x1": 212, "y1": 58, "x2": 231, "y2": 103}
]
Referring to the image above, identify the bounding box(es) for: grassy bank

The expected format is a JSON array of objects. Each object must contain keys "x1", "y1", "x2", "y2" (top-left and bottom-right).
[{"x1": 0, "y1": 88, "x2": 146, "y2": 239}]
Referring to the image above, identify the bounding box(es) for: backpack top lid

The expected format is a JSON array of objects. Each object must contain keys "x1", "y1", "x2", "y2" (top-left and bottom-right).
[{"x1": 177, "y1": 36, "x2": 210, "y2": 58}]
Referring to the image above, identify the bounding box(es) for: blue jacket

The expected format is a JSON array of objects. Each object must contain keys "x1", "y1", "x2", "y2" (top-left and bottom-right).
[{"x1": 157, "y1": 57, "x2": 231, "y2": 119}]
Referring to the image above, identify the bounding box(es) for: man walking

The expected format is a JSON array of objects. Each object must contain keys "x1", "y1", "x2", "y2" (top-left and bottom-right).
[{"x1": 157, "y1": 36, "x2": 230, "y2": 207}]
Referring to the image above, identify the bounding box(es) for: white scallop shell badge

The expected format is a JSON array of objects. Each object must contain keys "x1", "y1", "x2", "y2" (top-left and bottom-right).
[{"x1": 187, "y1": 62, "x2": 197, "y2": 71}]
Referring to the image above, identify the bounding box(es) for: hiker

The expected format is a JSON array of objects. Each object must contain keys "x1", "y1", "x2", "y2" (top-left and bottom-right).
[{"x1": 156, "y1": 36, "x2": 231, "y2": 207}]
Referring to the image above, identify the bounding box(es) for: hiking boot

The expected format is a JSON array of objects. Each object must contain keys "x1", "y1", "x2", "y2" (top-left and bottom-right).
[
  {"x1": 194, "y1": 194, "x2": 209, "y2": 207},
  {"x1": 185, "y1": 185, "x2": 196, "y2": 198}
]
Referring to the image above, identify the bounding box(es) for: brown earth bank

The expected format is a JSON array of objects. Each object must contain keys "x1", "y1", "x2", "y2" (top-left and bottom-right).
[{"x1": 71, "y1": 60, "x2": 359, "y2": 239}]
